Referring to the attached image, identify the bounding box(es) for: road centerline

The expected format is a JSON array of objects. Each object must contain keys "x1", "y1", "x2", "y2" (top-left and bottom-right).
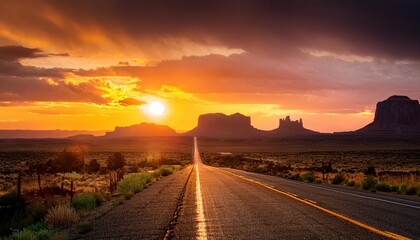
[
  {"x1": 194, "y1": 137, "x2": 208, "y2": 240},
  {"x1": 195, "y1": 165, "x2": 207, "y2": 240}
]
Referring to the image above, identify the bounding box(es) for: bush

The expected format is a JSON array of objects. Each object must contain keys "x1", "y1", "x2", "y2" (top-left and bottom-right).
[
  {"x1": 390, "y1": 185, "x2": 399, "y2": 192},
  {"x1": 331, "y1": 174, "x2": 346, "y2": 185},
  {"x1": 346, "y1": 180, "x2": 355, "y2": 187},
  {"x1": 158, "y1": 165, "x2": 179, "y2": 177},
  {"x1": 364, "y1": 166, "x2": 376, "y2": 176},
  {"x1": 0, "y1": 190, "x2": 24, "y2": 206},
  {"x1": 117, "y1": 172, "x2": 152, "y2": 197},
  {"x1": 44, "y1": 205, "x2": 79, "y2": 229},
  {"x1": 71, "y1": 192, "x2": 104, "y2": 211},
  {"x1": 87, "y1": 159, "x2": 100, "y2": 173},
  {"x1": 362, "y1": 175, "x2": 377, "y2": 190},
  {"x1": 53, "y1": 149, "x2": 85, "y2": 173},
  {"x1": 289, "y1": 173, "x2": 301, "y2": 181},
  {"x1": 107, "y1": 152, "x2": 126, "y2": 171},
  {"x1": 8, "y1": 227, "x2": 52, "y2": 240},
  {"x1": 405, "y1": 186, "x2": 417, "y2": 195},
  {"x1": 301, "y1": 172, "x2": 315, "y2": 183},
  {"x1": 375, "y1": 182, "x2": 391, "y2": 192}
]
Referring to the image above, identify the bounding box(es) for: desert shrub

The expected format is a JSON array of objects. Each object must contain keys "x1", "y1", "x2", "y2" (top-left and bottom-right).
[
  {"x1": 405, "y1": 186, "x2": 417, "y2": 195},
  {"x1": 53, "y1": 149, "x2": 85, "y2": 173},
  {"x1": 249, "y1": 166, "x2": 269, "y2": 174},
  {"x1": 114, "y1": 196, "x2": 125, "y2": 205},
  {"x1": 107, "y1": 152, "x2": 126, "y2": 171},
  {"x1": 375, "y1": 182, "x2": 391, "y2": 192},
  {"x1": 128, "y1": 164, "x2": 139, "y2": 173},
  {"x1": 117, "y1": 172, "x2": 152, "y2": 197},
  {"x1": 77, "y1": 222, "x2": 93, "y2": 234},
  {"x1": 8, "y1": 227, "x2": 52, "y2": 240},
  {"x1": 289, "y1": 173, "x2": 301, "y2": 181},
  {"x1": 87, "y1": 159, "x2": 100, "y2": 173},
  {"x1": 158, "y1": 166, "x2": 173, "y2": 176},
  {"x1": 44, "y1": 205, "x2": 79, "y2": 229},
  {"x1": 123, "y1": 191, "x2": 134, "y2": 200},
  {"x1": 331, "y1": 174, "x2": 346, "y2": 185},
  {"x1": 28, "y1": 201, "x2": 48, "y2": 223},
  {"x1": 0, "y1": 190, "x2": 24, "y2": 206},
  {"x1": 158, "y1": 165, "x2": 180, "y2": 177},
  {"x1": 364, "y1": 166, "x2": 376, "y2": 176},
  {"x1": 346, "y1": 180, "x2": 355, "y2": 187},
  {"x1": 362, "y1": 175, "x2": 377, "y2": 190},
  {"x1": 71, "y1": 192, "x2": 104, "y2": 211},
  {"x1": 301, "y1": 172, "x2": 315, "y2": 183},
  {"x1": 390, "y1": 185, "x2": 399, "y2": 192}
]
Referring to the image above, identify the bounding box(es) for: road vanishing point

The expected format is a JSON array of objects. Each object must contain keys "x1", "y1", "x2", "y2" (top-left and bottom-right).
[{"x1": 77, "y1": 137, "x2": 420, "y2": 240}]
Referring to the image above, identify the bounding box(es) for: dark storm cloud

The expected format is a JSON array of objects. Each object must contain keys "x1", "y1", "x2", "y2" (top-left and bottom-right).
[
  {"x1": 6, "y1": 0, "x2": 416, "y2": 61},
  {"x1": 0, "y1": 76, "x2": 108, "y2": 103},
  {"x1": 0, "y1": 45, "x2": 107, "y2": 103},
  {"x1": 0, "y1": 45, "x2": 68, "y2": 61}
]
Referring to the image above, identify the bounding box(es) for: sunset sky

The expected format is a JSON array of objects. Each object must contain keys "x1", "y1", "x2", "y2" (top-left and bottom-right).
[{"x1": 0, "y1": 0, "x2": 419, "y2": 133}]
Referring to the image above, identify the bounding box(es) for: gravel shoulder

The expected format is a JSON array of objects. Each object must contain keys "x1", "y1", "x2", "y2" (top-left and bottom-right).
[{"x1": 72, "y1": 166, "x2": 193, "y2": 240}]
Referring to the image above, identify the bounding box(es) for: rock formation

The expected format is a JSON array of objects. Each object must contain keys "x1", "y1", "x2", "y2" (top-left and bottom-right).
[
  {"x1": 355, "y1": 95, "x2": 420, "y2": 134},
  {"x1": 184, "y1": 113, "x2": 265, "y2": 138},
  {"x1": 270, "y1": 116, "x2": 318, "y2": 136},
  {"x1": 104, "y1": 122, "x2": 177, "y2": 138}
]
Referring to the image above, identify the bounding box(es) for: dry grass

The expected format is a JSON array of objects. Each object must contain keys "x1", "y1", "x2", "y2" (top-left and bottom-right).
[{"x1": 44, "y1": 204, "x2": 79, "y2": 229}]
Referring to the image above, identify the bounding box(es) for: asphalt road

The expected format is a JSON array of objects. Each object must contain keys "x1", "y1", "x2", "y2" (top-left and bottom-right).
[
  {"x1": 78, "y1": 137, "x2": 419, "y2": 239},
  {"x1": 172, "y1": 137, "x2": 419, "y2": 239},
  {"x1": 75, "y1": 165, "x2": 193, "y2": 240}
]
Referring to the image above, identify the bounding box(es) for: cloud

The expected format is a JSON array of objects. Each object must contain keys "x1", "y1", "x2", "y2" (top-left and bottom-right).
[
  {"x1": 118, "y1": 97, "x2": 145, "y2": 106},
  {"x1": 0, "y1": 1, "x2": 418, "y2": 61},
  {"x1": 0, "y1": 45, "x2": 68, "y2": 61},
  {"x1": 0, "y1": 76, "x2": 109, "y2": 103}
]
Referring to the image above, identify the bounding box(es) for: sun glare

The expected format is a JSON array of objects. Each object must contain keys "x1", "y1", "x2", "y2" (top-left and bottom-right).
[{"x1": 147, "y1": 101, "x2": 165, "y2": 116}]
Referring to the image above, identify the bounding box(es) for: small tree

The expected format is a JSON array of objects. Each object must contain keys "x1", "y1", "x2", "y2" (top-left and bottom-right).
[
  {"x1": 88, "y1": 159, "x2": 101, "y2": 173},
  {"x1": 364, "y1": 166, "x2": 376, "y2": 176},
  {"x1": 53, "y1": 149, "x2": 85, "y2": 173},
  {"x1": 107, "y1": 152, "x2": 126, "y2": 171}
]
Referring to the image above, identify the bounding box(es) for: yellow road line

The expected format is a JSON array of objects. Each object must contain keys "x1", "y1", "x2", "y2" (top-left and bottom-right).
[
  {"x1": 221, "y1": 169, "x2": 410, "y2": 240},
  {"x1": 195, "y1": 164, "x2": 208, "y2": 240}
]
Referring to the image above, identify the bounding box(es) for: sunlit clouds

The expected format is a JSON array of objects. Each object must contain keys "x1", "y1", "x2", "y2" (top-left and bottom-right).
[{"x1": 0, "y1": 1, "x2": 418, "y2": 132}]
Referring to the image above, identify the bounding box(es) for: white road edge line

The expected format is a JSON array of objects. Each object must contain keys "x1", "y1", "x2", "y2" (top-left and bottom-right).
[
  {"x1": 308, "y1": 184, "x2": 420, "y2": 210},
  {"x1": 231, "y1": 169, "x2": 420, "y2": 210}
]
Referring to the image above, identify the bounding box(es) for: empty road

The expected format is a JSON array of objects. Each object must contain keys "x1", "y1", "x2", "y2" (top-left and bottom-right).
[
  {"x1": 78, "y1": 137, "x2": 419, "y2": 239},
  {"x1": 173, "y1": 137, "x2": 419, "y2": 239}
]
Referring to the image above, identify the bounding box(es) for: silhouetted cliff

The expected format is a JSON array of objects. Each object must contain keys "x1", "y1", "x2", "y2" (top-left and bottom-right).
[
  {"x1": 104, "y1": 123, "x2": 177, "y2": 138},
  {"x1": 355, "y1": 95, "x2": 420, "y2": 135},
  {"x1": 184, "y1": 113, "x2": 265, "y2": 138},
  {"x1": 269, "y1": 116, "x2": 319, "y2": 136}
]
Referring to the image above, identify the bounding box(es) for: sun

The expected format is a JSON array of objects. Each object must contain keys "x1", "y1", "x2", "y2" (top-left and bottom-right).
[{"x1": 147, "y1": 101, "x2": 165, "y2": 116}]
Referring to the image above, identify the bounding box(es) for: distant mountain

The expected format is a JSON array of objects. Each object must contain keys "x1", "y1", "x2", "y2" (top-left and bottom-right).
[
  {"x1": 67, "y1": 134, "x2": 97, "y2": 140},
  {"x1": 0, "y1": 130, "x2": 104, "y2": 139},
  {"x1": 269, "y1": 116, "x2": 319, "y2": 136},
  {"x1": 104, "y1": 122, "x2": 177, "y2": 138},
  {"x1": 184, "y1": 113, "x2": 266, "y2": 138},
  {"x1": 348, "y1": 95, "x2": 420, "y2": 135}
]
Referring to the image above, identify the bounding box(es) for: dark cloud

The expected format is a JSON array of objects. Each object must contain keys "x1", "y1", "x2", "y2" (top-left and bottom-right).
[
  {"x1": 0, "y1": 76, "x2": 108, "y2": 103},
  {"x1": 1, "y1": 0, "x2": 417, "y2": 61},
  {"x1": 0, "y1": 45, "x2": 68, "y2": 61},
  {"x1": 0, "y1": 59, "x2": 68, "y2": 77},
  {"x1": 118, "y1": 98, "x2": 145, "y2": 106}
]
